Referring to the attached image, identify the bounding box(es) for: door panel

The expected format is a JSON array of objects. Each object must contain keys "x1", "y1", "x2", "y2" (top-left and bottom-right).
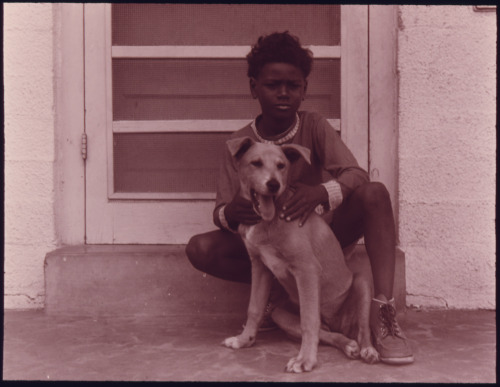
[{"x1": 84, "y1": 4, "x2": 367, "y2": 244}]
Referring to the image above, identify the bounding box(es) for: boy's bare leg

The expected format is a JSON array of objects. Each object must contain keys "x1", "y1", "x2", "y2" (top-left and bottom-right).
[
  {"x1": 186, "y1": 230, "x2": 251, "y2": 284},
  {"x1": 186, "y1": 229, "x2": 281, "y2": 331},
  {"x1": 330, "y1": 182, "x2": 413, "y2": 364},
  {"x1": 330, "y1": 181, "x2": 394, "y2": 299}
]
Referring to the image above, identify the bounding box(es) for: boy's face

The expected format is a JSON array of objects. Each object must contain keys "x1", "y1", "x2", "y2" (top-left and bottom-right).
[{"x1": 250, "y1": 62, "x2": 308, "y2": 126}]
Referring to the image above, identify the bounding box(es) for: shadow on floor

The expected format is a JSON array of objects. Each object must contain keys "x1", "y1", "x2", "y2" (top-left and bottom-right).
[{"x1": 2, "y1": 308, "x2": 496, "y2": 382}]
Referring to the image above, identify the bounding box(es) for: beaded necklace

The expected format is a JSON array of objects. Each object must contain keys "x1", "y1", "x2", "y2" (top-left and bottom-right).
[{"x1": 250, "y1": 113, "x2": 300, "y2": 145}]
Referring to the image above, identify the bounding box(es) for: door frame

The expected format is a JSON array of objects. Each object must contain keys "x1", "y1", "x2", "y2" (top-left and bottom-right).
[{"x1": 54, "y1": 4, "x2": 400, "y2": 245}]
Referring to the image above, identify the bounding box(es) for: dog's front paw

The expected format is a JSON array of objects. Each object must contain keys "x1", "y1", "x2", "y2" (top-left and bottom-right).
[
  {"x1": 221, "y1": 335, "x2": 255, "y2": 349},
  {"x1": 285, "y1": 355, "x2": 317, "y2": 373},
  {"x1": 343, "y1": 339, "x2": 360, "y2": 359},
  {"x1": 360, "y1": 346, "x2": 379, "y2": 364}
]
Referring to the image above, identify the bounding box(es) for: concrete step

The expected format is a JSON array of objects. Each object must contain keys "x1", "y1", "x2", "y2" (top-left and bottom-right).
[{"x1": 44, "y1": 244, "x2": 405, "y2": 316}]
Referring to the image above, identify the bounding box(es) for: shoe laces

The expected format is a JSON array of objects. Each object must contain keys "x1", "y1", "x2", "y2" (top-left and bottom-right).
[
  {"x1": 378, "y1": 303, "x2": 402, "y2": 338},
  {"x1": 264, "y1": 302, "x2": 274, "y2": 317}
]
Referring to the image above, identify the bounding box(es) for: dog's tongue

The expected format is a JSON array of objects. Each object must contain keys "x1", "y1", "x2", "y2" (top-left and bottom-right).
[{"x1": 257, "y1": 195, "x2": 276, "y2": 221}]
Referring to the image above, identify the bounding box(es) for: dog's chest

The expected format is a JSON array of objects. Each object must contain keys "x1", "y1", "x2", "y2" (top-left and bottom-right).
[
  {"x1": 239, "y1": 223, "x2": 272, "y2": 244},
  {"x1": 239, "y1": 224, "x2": 290, "y2": 280}
]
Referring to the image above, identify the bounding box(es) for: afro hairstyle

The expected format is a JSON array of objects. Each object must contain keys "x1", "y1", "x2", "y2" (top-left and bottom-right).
[{"x1": 246, "y1": 31, "x2": 313, "y2": 79}]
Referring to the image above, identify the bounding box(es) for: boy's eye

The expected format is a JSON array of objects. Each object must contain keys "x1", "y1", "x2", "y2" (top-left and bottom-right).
[
  {"x1": 264, "y1": 82, "x2": 301, "y2": 91},
  {"x1": 277, "y1": 162, "x2": 286, "y2": 170},
  {"x1": 251, "y1": 160, "x2": 263, "y2": 168}
]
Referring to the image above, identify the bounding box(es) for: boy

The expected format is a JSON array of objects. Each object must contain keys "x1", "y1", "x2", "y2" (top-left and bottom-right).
[{"x1": 186, "y1": 31, "x2": 413, "y2": 365}]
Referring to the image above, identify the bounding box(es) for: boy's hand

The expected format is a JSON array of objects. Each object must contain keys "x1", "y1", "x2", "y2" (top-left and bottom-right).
[
  {"x1": 224, "y1": 195, "x2": 262, "y2": 229},
  {"x1": 280, "y1": 183, "x2": 328, "y2": 227}
]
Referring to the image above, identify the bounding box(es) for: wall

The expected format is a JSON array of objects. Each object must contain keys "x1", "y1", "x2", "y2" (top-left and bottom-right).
[
  {"x1": 4, "y1": 3, "x2": 57, "y2": 308},
  {"x1": 3, "y1": 4, "x2": 496, "y2": 310},
  {"x1": 397, "y1": 5, "x2": 496, "y2": 309}
]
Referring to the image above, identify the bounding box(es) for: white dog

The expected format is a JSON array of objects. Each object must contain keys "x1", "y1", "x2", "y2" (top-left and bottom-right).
[{"x1": 221, "y1": 136, "x2": 378, "y2": 372}]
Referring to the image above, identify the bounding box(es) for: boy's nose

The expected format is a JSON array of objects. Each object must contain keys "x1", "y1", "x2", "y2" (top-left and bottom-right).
[{"x1": 278, "y1": 85, "x2": 288, "y2": 97}]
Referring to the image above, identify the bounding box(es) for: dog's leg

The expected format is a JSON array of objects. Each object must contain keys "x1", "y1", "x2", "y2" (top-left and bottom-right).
[
  {"x1": 272, "y1": 307, "x2": 361, "y2": 360},
  {"x1": 351, "y1": 273, "x2": 380, "y2": 364},
  {"x1": 283, "y1": 269, "x2": 321, "y2": 373},
  {"x1": 222, "y1": 257, "x2": 273, "y2": 349}
]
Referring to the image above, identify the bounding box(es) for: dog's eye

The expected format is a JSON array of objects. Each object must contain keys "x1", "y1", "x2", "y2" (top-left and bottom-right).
[
  {"x1": 251, "y1": 160, "x2": 263, "y2": 168},
  {"x1": 277, "y1": 162, "x2": 286, "y2": 170}
]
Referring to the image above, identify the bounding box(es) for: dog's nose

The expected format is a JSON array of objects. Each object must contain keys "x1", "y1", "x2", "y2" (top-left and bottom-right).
[{"x1": 266, "y1": 179, "x2": 280, "y2": 193}]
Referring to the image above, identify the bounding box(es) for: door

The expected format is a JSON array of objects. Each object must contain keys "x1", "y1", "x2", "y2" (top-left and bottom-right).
[{"x1": 84, "y1": 4, "x2": 368, "y2": 244}]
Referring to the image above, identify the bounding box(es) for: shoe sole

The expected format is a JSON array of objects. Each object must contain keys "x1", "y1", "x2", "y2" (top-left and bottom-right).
[{"x1": 380, "y1": 355, "x2": 414, "y2": 365}]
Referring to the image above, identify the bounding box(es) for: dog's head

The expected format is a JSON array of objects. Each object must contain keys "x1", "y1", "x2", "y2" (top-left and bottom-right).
[{"x1": 227, "y1": 136, "x2": 311, "y2": 221}]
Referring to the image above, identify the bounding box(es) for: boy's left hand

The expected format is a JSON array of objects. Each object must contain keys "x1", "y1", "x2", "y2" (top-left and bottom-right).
[{"x1": 280, "y1": 183, "x2": 328, "y2": 227}]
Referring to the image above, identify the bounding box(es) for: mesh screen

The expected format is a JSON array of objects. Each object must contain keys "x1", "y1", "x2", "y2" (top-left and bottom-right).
[
  {"x1": 113, "y1": 132, "x2": 231, "y2": 193},
  {"x1": 112, "y1": 4, "x2": 340, "y2": 46},
  {"x1": 111, "y1": 4, "x2": 341, "y2": 194},
  {"x1": 112, "y1": 58, "x2": 340, "y2": 120}
]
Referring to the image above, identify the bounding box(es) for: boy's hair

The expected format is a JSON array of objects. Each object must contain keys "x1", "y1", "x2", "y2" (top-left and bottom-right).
[{"x1": 246, "y1": 31, "x2": 313, "y2": 79}]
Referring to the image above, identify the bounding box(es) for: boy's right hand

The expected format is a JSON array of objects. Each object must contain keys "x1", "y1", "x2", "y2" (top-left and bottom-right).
[{"x1": 224, "y1": 195, "x2": 262, "y2": 229}]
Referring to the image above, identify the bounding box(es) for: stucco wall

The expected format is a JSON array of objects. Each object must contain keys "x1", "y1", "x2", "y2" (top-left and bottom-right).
[
  {"x1": 397, "y1": 5, "x2": 496, "y2": 308},
  {"x1": 4, "y1": 3, "x2": 57, "y2": 308},
  {"x1": 3, "y1": 4, "x2": 496, "y2": 310}
]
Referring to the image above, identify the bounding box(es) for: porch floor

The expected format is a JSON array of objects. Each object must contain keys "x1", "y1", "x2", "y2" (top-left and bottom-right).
[{"x1": 3, "y1": 308, "x2": 496, "y2": 382}]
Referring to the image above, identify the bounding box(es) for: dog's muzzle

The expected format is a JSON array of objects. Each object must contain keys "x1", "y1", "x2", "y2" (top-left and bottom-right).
[{"x1": 250, "y1": 180, "x2": 281, "y2": 221}]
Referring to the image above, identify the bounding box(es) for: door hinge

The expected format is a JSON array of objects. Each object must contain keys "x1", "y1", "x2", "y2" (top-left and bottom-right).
[{"x1": 81, "y1": 133, "x2": 88, "y2": 160}]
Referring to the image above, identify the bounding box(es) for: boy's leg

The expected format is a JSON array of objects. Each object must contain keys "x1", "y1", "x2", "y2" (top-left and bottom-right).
[
  {"x1": 330, "y1": 181, "x2": 413, "y2": 364},
  {"x1": 185, "y1": 230, "x2": 251, "y2": 284},
  {"x1": 330, "y1": 181, "x2": 395, "y2": 299},
  {"x1": 186, "y1": 230, "x2": 282, "y2": 331}
]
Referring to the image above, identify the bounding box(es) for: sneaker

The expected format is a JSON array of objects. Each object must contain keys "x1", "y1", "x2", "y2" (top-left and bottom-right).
[{"x1": 370, "y1": 296, "x2": 414, "y2": 365}]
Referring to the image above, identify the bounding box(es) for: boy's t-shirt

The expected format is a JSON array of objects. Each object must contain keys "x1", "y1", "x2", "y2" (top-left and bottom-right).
[{"x1": 214, "y1": 110, "x2": 370, "y2": 227}]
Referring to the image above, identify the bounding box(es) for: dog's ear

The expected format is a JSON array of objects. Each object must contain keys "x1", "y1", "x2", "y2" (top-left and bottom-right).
[
  {"x1": 226, "y1": 136, "x2": 256, "y2": 160},
  {"x1": 281, "y1": 144, "x2": 311, "y2": 165}
]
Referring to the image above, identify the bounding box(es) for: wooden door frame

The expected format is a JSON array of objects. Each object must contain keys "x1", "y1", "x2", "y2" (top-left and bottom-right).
[
  {"x1": 54, "y1": 3, "x2": 86, "y2": 245},
  {"x1": 54, "y1": 4, "x2": 400, "y2": 244},
  {"x1": 368, "y1": 6, "x2": 400, "y2": 239}
]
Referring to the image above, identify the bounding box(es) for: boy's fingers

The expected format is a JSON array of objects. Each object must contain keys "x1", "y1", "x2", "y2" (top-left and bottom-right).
[
  {"x1": 281, "y1": 205, "x2": 306, "y2": 222},
  {"x1": 242, "y1": 208, "x2": 262, "y2": 223},
  {"x1": 283, "y1": 200, "x2": 309, "y2": 220},
  {"x1": 282, "y1": 193, "x2": 305, "y2": 212},
  {"x1": 298, "y1": 209, "x2": 313, "y2": 227},
  {"x1": 245, "y1": 212, "x2": 261, "y2": 222},
  {"x1": 240, "y1": 201, "x2": 255, "y2": 210}
]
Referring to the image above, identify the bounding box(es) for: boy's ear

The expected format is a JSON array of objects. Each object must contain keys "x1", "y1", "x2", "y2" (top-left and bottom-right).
[
  {"x1": 227, "y1": 136, "x2": 256, "y2": 160},
  {"x1": 249, "y1": 77, "x2": 258, "y2": 99},
  {"x1": 281, "y1": 144, "x2": 311, "y2": 165}
]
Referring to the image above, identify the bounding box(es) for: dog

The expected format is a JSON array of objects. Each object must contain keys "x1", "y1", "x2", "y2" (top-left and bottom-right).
[{"x1": 221, "y1": 136, "x2": 379, "y2": 373}]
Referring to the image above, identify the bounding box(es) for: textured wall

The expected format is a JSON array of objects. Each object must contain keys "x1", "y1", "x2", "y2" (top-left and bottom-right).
[
  {"x1": 398, "y1": 6, "x2": 496, "y2": 308},
  {"x1": 3, "y1": 4, "x2": 496, "y2": 310},
  {"x1": 4, "y1": 4, "x2": 57, "y2": 308}
]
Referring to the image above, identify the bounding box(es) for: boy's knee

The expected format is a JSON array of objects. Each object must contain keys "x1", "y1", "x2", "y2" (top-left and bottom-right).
[
  {"x1": 185, "y1": 234, "x2": 210, "y2": 271},
  {"x1": 357, "y1": 182, "x2": 391, "y2": 211}
]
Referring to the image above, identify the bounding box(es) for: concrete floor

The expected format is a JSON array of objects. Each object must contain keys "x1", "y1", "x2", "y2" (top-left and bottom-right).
[{"x1": 2, "y1": 308, "x2": 496, "y2": 382}]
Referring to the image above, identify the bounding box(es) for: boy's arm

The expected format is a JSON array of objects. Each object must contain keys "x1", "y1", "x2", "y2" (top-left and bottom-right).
[
  {"x1": 315, "y1": 117, "x2": 370, "y2": 211},
  {"x1": 213, "y1": 143, "x2": 261, "y2": 231},
  {"x1": 213, "y1": 145, "x2": 240, "y2": 230}
]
